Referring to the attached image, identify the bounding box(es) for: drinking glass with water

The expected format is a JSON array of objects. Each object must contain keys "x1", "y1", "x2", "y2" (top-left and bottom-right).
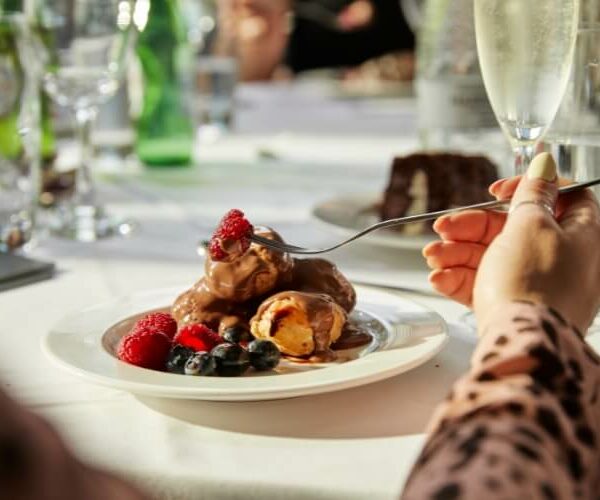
[
  {"x1": 545, "y1": 19, "x2": 600, "y2": 186},
  {"x1": 181, "y1": 0, "x2": 238, "y2": 142}
]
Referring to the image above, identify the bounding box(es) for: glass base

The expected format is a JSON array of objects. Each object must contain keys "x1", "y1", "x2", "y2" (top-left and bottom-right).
[
  {"x1": 197, "y1": 122, "x2": 229, "y2": 145},
  {"x1": 50, "y1": 204, "x2": 134, "y2": 242}
]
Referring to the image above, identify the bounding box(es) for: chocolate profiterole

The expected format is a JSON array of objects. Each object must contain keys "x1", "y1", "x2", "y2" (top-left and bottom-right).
[
  {"x1": 204, "y1": 227, "x2": 294, "y2": 303},
  {"x1": 172, "y1": 279, "x2": 253, "y2": 332},
  {"x1": 291, "y1": 258, "x2": 356, "y2": 313},
  {"x1": 250, "y1": 291, "x2": 346, "y2": 360}
]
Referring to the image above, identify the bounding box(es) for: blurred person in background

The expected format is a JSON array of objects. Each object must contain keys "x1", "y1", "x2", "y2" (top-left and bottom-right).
[{"x1": 233, "y1": 0, "x2": 415, "y2": 81}]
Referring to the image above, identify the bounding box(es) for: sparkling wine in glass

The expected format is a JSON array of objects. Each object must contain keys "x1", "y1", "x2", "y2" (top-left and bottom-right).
[
  {"x1": 27, "y1": 0, "x2": 137, "y2": 241},
  {"x1": 474, "y1": 0, "x2": 579, "y2": 173}
]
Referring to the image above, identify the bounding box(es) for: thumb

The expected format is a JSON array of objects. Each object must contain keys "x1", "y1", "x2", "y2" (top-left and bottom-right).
[{"x1": 508, "y1": 153, "x2": 559, "y2": 219}]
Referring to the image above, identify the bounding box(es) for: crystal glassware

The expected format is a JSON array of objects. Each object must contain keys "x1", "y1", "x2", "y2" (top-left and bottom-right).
[
  {"x1": 180, "y1": 0, "x2": 239, "y2": 144},
  {"x1": 545, "y1": 23, "x2": 600, "y2": 184},
  {"x1": 26, "y1": 0, "x2": 137, "y2": 241},
  {"x1": 474, "y1": 0, "x2": 580, "y2": 173},
  {"x1": 0, "y1": 14, "x2": 41, "y2": 252}
]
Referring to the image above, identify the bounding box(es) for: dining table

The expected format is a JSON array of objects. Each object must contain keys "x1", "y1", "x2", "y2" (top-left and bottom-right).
[{"x1": 2, "y1": 80, "x2": 486, "y2": 500}]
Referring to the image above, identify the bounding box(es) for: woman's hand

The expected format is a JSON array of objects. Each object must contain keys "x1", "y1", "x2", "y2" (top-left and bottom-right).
[{"x1": 423, "y1": 153, "x2": 600, "y2": 331}]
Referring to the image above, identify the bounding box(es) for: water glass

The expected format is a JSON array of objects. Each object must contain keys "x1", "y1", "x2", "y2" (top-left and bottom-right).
[
  {"x1": 0, "y1": 14, "x2": 40, "y2": 252},
  {"x1": 181, "y1": 0, "x2": 238, "y2": 142},
  {"x1": 544, "y1": 23, "x2": 600, "y2": 189}
]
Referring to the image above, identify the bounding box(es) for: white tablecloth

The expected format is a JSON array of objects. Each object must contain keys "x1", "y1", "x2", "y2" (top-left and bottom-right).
[{"x1": 0, "y1": 82, "x2": 475, "y2": 500}]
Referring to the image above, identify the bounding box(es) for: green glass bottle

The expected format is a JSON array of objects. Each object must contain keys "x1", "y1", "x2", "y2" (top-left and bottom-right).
[{"x1": 135, "y1": 0, "x2": 194, "y2": 167}]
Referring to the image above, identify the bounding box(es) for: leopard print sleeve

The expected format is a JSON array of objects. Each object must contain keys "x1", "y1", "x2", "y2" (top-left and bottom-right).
[{"x1": 401, "y1": 301, "x2": 600, "y2": 500}]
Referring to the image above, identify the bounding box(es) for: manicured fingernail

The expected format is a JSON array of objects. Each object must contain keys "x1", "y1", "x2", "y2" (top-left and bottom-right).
[{"x1": 527, "y1": 153, "x2": 557, "y2": 182}]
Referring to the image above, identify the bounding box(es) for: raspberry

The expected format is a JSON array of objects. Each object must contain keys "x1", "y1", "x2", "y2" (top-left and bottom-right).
[
  {"x1": 133, "y1": 312, "x2": 177, "y2": 339},
  {"x1": 174, "y1": 324, "x2": 223, "y2": 352},
  {"x1": 208, "y1": 238, "x2": 227, "y2": 261},
  {"x1": 117, "y1": 328, "x2": 172, "y2": 370},
  {"x1": 209, "y1": 209, "x2": 253, "y2": 261}
]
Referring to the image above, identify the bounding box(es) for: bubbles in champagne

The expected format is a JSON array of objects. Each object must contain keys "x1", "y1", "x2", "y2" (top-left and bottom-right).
[{"x1": 474, "y1": 0, "x2": 579, "y2": 146}]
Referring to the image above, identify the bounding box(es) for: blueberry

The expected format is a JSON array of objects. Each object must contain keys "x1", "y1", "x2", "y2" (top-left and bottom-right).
[
  {"x1": 222, "y1": 325, "x2": 253, "y2": 344},
  {"x1": 184, "y1": 352, "x2": 217, "y2": 376},
  {"x1": 166, "y1": 345, "x2": 195, "y2": 374},
  {"x1": 211, "y1": 343, "x2": 250, "y2": 377},
  {"x1": 248, "y1": 340, "x2": 281, "y2": 371}
]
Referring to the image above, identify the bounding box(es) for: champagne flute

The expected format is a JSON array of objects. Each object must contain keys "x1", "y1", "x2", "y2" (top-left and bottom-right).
[
  {"x1": 474, "y1": 0, "x2": 579, "y2": 174},
  {"x1": 26, "y1": 0, "x2": 137, "y2": 241},
  {"x1": 459, "y1": 0, "x2": 579, "y2": 332}
]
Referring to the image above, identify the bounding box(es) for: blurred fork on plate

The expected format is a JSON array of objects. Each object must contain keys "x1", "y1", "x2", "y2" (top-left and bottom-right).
[{"x1": 250, "y1": 177, "x2": 600, "y2": 256}]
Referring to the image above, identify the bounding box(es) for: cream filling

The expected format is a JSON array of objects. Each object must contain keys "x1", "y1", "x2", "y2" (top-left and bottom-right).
[{"x1": 402, "y1": 169, "x2": 428, "y2": 235}]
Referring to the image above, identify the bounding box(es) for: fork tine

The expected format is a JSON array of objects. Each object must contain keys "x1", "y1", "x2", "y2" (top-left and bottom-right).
[
  {"x1": 249, "y1": 234, "x2": 291, "y2": 252},
  {"x1": 249, "y1": 234, "x2": 319, "y2": 254}
]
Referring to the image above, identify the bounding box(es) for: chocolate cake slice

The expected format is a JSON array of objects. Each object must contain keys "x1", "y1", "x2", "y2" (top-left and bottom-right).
[{"x1": 380, "y1": 153, "x2": 498, "y2": 234}]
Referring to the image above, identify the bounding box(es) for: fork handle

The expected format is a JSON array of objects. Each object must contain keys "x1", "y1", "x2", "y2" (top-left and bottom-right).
[
  {"x1": 373, "y1": 198, "x2": 507, "y2": 231},
  {"x1": 375, "y1": 176, "x2": 600, "y2": 231}
]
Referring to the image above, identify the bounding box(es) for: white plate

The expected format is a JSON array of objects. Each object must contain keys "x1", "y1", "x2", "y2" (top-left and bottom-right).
[
  {"x1": 312, "y1": 194, "x2": 436, "y2": 251},
  {"x1": 42, "y1": 285, "x2": 448, "y2": 401}
]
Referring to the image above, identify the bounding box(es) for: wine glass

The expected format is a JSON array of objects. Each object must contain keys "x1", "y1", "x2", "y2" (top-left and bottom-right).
[
  {"x1": 26, "y1": 0, "x2": 137, "y2": 241},
  {"x1": 0, "y1": 14, "x2": 41, "y2": 252},
  {"x1": 474, "y1": 0, "x2": 580, "y2": 174}
]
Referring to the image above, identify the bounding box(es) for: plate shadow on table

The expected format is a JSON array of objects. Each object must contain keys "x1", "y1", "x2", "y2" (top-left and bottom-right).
[
  {"x1": 135, "y1": 336, "x2": 472, "y2": 440},
  {"x1": 131, "y1": 473, "x2": 371, "y2": 500}
]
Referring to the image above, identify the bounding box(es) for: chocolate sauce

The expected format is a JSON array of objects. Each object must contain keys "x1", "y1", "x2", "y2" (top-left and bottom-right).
[
  {"x1": 332, "y1": 322, "x2": 372, "y2": 350},
  {"x1": 171, "y1": 279, "x2": 252, "y2": 331},
  {"x1": 269, "y1": 308, "x2": 293, "y2": 337},
  {"x1": 204, "y1": 228, "x2": 293, "y2": 303},
  {"x1": 290, "y1": 258, "x2": 356, "y2": 313}
]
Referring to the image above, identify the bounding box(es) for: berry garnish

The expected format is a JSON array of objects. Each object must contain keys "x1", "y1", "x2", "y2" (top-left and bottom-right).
[
  {"x1": 211, "y1": 343, "x2": 250, "y2": 377},
  {"x1": 173, "y1": 324, "x2": 223, "y2": 352},
  {"x1": 184, "y1": 352, "x2": 217, "y2": 376},
  {"x1": 133, "y1": 312, "x2": 178, "y2": 339},
  {"x1": 222, "y1": 325, "x2": 254, "y2": 344},
  {"x1": 117, "y1": 328, "x2": 171, "y2": 370},
  {"x1": 248, "y1": 340, "x2": 281, "y2": 371},
  {"x1": 209, "y1": 209, "x2": 253, "y2": 262},
  {"x1": 165, "y1": 345, "x2": 195, "y2": 374},
  {"x1": 208, "y1": 239, "x2": 227, "y2": 261}
]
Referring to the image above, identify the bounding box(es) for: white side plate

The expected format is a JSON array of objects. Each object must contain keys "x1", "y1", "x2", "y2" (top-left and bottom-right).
[{"x1": 312, "y1": 194, "x2": 436, "y2": 251}]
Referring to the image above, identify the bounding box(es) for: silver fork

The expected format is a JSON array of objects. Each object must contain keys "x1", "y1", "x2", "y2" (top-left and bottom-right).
[{"x1": 250, "y1": 178, "x2": 600, "y2": 255}]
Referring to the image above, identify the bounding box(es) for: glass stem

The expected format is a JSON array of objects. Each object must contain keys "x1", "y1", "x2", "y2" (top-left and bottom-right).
[
  {"x1": 73, "y1": 106, "x2": 97, "y2": 207},
  {"x1": 514, "y1": 144, "x2": 535, "y2": 175}
]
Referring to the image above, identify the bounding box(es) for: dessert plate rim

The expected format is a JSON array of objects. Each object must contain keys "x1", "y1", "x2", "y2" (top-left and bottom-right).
[
  {"x1": 312, "y1": 193, "x2": 436, "y2": 251},
  {"x1": 42, "y1": 285, "x2": 448, "y2": 402}
]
